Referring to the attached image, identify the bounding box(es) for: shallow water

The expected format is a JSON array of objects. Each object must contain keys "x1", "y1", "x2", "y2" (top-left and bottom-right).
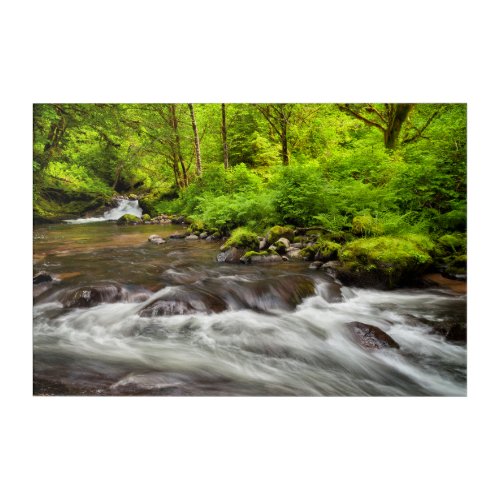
[{"x1": 33, "y1": 222, "x2": 467, "y2": 396}]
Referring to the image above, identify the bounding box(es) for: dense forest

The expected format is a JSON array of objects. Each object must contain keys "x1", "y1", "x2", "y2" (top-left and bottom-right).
[{"x1": 33, "y1": 103, "x2": 467, "y2": 285}]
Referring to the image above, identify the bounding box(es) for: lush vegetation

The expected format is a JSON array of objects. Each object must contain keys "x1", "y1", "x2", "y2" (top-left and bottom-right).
[{"x1": 33, "y1": 103, "x2": 467, "y2": 283}]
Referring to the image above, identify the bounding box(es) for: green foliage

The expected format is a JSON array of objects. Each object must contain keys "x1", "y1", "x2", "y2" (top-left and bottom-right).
[
  {"x1": 221, "y1": 227, "x2": 260, "y2": 251},
  {"x1": 352, "y1": 214, "x2": 383, "y2": 236},
  {"x1": 438, "y1": 233, "x2": 466, "y2": 253}
]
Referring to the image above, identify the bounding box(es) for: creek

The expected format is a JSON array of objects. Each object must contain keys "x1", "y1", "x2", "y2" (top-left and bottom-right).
[{"x1": 33, "y1": 214, "x2": 467, "y2": 396}]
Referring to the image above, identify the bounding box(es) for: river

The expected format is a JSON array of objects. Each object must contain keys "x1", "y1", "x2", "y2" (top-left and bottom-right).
[{"x1": 33, "y1": 218, "x2": 467, "y2": 396}]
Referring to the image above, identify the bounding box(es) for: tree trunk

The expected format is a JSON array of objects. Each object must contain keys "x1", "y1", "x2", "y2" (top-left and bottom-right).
[
  {"x1": 188, "y1": 103, "x2": 202, "y2": 176},
  {"x1": 112, "y1": 161, "x2": 124, "y2": 190},
  {"x1": 221, "y1": 103, "x2": 229, "y2": 169},
  {"x1": 281, "y1": 122, "x2": 289, "y2": 165},
  {"x1": 384, "y1": 104, "x2": 414, "y2": 149},
  {"x1": 169, "y1": 104, "x2": 189, "y2": 187}
]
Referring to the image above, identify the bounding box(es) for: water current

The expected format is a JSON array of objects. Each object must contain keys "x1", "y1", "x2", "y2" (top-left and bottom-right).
[{"x1": 33, "y1": 213, "x2": 467, "y2": 396}]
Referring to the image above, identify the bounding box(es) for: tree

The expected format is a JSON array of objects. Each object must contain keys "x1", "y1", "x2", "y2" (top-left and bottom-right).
[
  {"x1": 338, "y1": 103, "x2": 415, "y2": 149},
  {"x1": 221, "y1": 103, "x2": 229, "y2": 169},
  {"x1": 255, "y1": 104, "x2": 295, "y2": 165},
  {"x1": 188, "y1": 103, "x2": 202, "y2": 176}
]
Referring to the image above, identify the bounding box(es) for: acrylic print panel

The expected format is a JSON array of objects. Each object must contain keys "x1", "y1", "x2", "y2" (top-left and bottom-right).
[{"x1": 33, "y1": 103, "x2": 467, "y2": 396}]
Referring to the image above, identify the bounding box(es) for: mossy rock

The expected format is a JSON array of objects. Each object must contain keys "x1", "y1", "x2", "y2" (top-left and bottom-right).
[
  {"x1": 142, "y1": 214, "x2": 151, "y2": 222},
  {"x1": 352, "y1": 214, "x2": 383, "y2": 236},
  {"x1": 337, "y1": 236, "x2": 433, "y2": 289},
  {"x1": 273, "y1": 240, "x2": 289, "y2": 255},
  {"x1": 220, "y1": 227, "x2": 259, "y2": 251},
  {"x1": 299, "y1": 239, "x2": 341, "y2": 262},
  {"x1": 241, "y1": 249, "x2": 281, "y2": 263},
  {"x1": 266, "y1": 225, "x2": 295, "y2": 245},
  {"x1": 117, "y1": 214, "x2": 141, "y2": 225}
]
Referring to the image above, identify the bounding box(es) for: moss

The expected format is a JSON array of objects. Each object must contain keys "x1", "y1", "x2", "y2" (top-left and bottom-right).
[
  {"x1": 142, "y1": 214, "x2": 151, "y2": 222},
  {"x1": 220, "y1": 227, "x2": 259, "y2": 251},
  {"x1": 266, "y1": 225, "x2": 295, "y2": 244},
  {"x1": 438, "y1": 233, "x2": 466, "y2": 253},
  {"x1": 242, "y1": 250, "x2": 278, "y2": 259},
  {"x1": 117, "y1": 214, "x2": 141, "y2": 225},
  {"x1": 352, "y1": 214, "x2": 383, "y2": 236},
  {"x1": 338, "y1": 236, "x2": 433, "y2": 288},
  {"x1": 299, "y1": 239, "x2": 341, "y2": 261}
]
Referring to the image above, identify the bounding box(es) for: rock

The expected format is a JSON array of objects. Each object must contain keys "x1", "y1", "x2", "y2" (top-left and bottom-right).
[
  {"x1": 258, "y1": 237, "x2": 267, "y2": 250},
  {"x1": 171, "y1": 216, "x2": 186, "y2": 224},
  {"x1": 346, "y1": 322, "x2": 400, "y2": 350},
  {"x1": 290, "y1": 242, "x2": 304, "y2": 249},
  {"x1": 266, "y1": 226, "x2": 295, "y2": 245},
  {"x1": 142, "y1": 214, "x2": 151, "y2": 222},
  {"x1": 276, "y1": 237, "x2": 290, "y2": 248},
  {"x1": 148, "y1": 234, "x2": 166, "y2": 245},
  {"x1": 117, "y1": 214, "x2": 141, "y2": 225},
  {"x1": 337, "y1": 236, "x2": 433, "y2": 289},
  {"x1": 240, "y1": 251, "x2": 283, "y2": 264},
  {"x1": 34, "y1": 271, "x2": 53, "y2": 284},
  {"x1": 216, "y1": 247, "x2": 245, "y2": 263},
  {"x1": 61, "y1": 284, "x2": 125, "y2": 308},
  {"x1": 286, "y1": 249, "x2": 303, "y2": 260},
  {"x1": 138, "y1": 287, "x2": 226, "y2": 317},
  {"x1": 169, "y1": 232, "x2": 188, "y2": 239},
  {"x1": 128, "y1": 193, "x2": 138, "y2": 200},
  {"x1": 199, "y1": 232, "x2": 208, "y2": 239},
  {"x1": 309, "y1": 261, "x2": 323, "y2": 269},
  {"x1": 185, "y1": 234, "x2": 199, "y2": 241}
]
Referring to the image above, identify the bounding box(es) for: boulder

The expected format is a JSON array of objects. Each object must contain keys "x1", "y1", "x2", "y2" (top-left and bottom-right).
[
  {"x1": 337, "y1": 236, "x2": 433, "y2": 289},
  {"x1": 61, "y1": 284, "x2": 125, "y2": 308},
  {"x1": 199, "y1": 232, "x2": 208, "y2": 239},
  {"x1": 286, "y1": 248, "x2": 303, "y2": 260},
  {"x1": 138, "y1": 287, "x2": 226, "y2": 317},
  {"x1": 258, "y1": 237, "x2": 267, "y2": 250},
  {"x1": 117, "y1": 214, "x2": 141, "y2": 225},
  {"x1": 216, "y1": 247, "x2": 245, "y2": 263},
  {"x1": 266, "y1": 226, "x2": 295, "y2": 245},
  {"x1": 346, "y1": 322, "x2": 400, "y2": 350},
  {"x1": 185, "y1": 234, "x2": 199, "y2": 241},
  {"x1": 34, "y1": 271, "x2": 53, "y2": 284}
]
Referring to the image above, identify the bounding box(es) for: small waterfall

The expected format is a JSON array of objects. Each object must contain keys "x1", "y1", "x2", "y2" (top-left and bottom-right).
[{"x1": 65, "y1": 198, "x2": 143, "y2": 224}]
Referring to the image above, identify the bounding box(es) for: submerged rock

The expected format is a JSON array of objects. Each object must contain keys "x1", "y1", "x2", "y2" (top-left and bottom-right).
[
  {"x1": 169, "y1": 232, "x2": 188, "y2": 239},
  {"x1": 148, "y1": 234, "x2": 166, "y2": 245},
  {"x1": 34, "y1": 271, "x2": 53, "y2": 284},
  {"x1": 346, "y1": 321, "x2": 400, "y2": 350},
  {"x1": 61, "y1": 284, "x2": 125, "y2": 308},
  {"x1": 138, "y1": 287, "x2": 226, "y2": 317}
]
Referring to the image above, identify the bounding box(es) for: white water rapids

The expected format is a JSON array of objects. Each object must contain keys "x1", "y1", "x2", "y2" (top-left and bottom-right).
[
  {"x1": 64, "y1": 198, "x2": 142, "y2": 224},
  {"x1": 33, "y1": 282, "x2": 467, "y2": 396}
]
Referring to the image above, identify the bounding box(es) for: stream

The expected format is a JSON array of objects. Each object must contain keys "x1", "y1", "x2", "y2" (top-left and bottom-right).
[{"x1": 33, "y1": 210, "x2": 467, "y2": 396}]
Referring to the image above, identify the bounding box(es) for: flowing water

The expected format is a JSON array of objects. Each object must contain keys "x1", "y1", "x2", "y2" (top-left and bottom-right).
[
  {"x1": 33, "y1": 217, "x2": 467, "y2": 396},
  {"x1": 64, "y1": 198, "x2": 143, "y2": 224}
]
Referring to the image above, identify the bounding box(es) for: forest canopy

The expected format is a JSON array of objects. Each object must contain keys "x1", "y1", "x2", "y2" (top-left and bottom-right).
[{"x1": 33, "y1": 103, "x2": 466, "y2": 240}]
